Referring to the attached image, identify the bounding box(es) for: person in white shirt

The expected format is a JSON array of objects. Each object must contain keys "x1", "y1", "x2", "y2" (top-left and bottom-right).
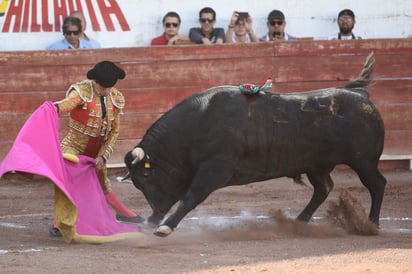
[
  {"x1": 225, "y1": 11, "x2": 258, "y2": 44},
  {"x1": 328, "y1": 9, "x2": 361, "y2": 40}
]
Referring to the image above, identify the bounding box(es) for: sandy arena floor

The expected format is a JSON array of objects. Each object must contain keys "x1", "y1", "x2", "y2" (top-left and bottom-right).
[{"x1": 0, "y1": 168, "x2": 411, "y2": 273}]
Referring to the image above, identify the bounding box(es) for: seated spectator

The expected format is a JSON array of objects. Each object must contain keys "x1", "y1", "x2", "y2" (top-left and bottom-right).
[
  {"x1": 259, "y1": 10, "x2": 298, "y2": 41},
  {"x1": 189, "y1": 7, "x2": 225, "y2": 44},
  {"x1": 69, "y1": 10, "x2": 101, "y2": 48},
  {"x1": 225, "y1": 11, "x2": 258, "y2": 43},
  {"x1": 151, "y1": 11, "x2": 190, "y2": 46},
  {"x1": 328, "y1": 9, "x2": 361, "y2": 40},
  {"x1": 47, "y1": 17, "x2": 93, "y2": 50}
]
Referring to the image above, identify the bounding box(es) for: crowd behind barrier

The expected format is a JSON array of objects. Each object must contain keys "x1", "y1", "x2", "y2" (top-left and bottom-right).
[
  {"x1": 46, "y1": 7, "x2": 364, "y2": 50},
  {"x1": 1, "y1": 1, "x2": 410, "y2": 51}
]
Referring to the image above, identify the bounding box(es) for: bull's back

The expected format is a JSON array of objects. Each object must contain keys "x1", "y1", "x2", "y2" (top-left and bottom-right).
[{"x1": 197, "y1": 87, "x2": 384, "y2": 181}]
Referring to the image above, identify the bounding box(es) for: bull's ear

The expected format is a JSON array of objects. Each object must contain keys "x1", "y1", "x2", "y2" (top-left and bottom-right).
[{"x1": 131, "y1": 147, "x2": 145, "y2": 165}]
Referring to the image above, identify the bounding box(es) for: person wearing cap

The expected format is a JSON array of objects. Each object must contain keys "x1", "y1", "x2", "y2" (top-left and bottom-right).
[
  {"x1": 49, "y1": 61, "x2": 144, "y2": 236},
  {"x1": 47, "y1": 16, "x2": 93, "y2": 50},
  {"x1": 259, "y1": 9, "x2": 298, "y2": 41},
  {"x1": 328, "y1": 9, "x2": 361, "y2": 40}
]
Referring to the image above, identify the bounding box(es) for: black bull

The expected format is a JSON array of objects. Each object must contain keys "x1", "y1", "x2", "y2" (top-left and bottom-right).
[{"x1": 125, "y1": 55, "x2": 386, "y2": 237}]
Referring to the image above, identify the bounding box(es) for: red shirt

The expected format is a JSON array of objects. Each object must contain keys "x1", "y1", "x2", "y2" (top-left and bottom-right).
[{"x1": 150, "y1": 32, "x2": 168, "y2": 46}]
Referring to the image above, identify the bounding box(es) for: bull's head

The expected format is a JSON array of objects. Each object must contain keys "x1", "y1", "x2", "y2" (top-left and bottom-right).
[{"x1": 124, "y1": 146, "x2": 183, "y2": 225}]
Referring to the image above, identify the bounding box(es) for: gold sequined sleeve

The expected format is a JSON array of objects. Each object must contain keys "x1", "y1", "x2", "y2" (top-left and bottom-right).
[
  {"x1": 54, "y1": 89, "x2": 84, "y2": 115},
  {"x1": 98, "y1": 108, "x2": 121, "y2": 161}
]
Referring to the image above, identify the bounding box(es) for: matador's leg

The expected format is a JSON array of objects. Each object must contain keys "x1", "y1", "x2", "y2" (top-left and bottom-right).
[{"x1": 97, "y1": 167, "x2": 144, "y2": 224}]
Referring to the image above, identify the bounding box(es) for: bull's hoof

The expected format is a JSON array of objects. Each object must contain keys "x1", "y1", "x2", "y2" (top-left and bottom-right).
[{"x1": 153, "y1": 225, "x2": 173, "y2": 237}]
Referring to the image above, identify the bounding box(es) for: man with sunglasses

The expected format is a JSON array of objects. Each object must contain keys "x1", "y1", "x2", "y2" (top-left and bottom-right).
[
  {"x1": 70, "y1": 10, "x2": 101, "y2": 48},
  {"x1": 328, "y1": 9, "x2": 361, "y2": 40},
  {"x1": 189, "y1": 7, "x2": 225, "y2": 44},
  {"x1": 151, "y1": 11, "x2": 189, "y2": 46},
  {"x1": 259, "y1": 9, "x2": 297, "y2": 42},
  {"x1": 47, "y1": 17, "x2": 93, "y2": 50}
]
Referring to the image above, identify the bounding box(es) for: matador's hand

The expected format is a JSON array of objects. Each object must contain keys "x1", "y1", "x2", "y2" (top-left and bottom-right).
[{"x1": 95, "y1": 156, "x2": 106, "y2": 171}]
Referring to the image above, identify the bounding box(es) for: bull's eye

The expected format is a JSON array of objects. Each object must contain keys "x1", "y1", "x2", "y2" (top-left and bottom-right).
[{"x1": 143, "y1": 171, "x2": 149, "y2": 177}]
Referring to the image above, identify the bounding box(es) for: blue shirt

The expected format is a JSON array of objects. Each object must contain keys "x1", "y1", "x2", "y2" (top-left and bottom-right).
[
  {"x1": 82, "y1": 34, "x2": 101, "y2": 48},
  {"x1": 46, "y1": 38, "x2": 94, "y2": 50}
]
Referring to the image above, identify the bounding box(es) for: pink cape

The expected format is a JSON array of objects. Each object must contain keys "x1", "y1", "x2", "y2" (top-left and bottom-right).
[{"x1": 0, "y1": 101, "x2": 138, "y2": 242}]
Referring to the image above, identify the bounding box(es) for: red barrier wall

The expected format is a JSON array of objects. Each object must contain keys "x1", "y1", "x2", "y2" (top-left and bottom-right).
[{"x1": 1, "y1": 39, "x2": 411, "y2": 167}]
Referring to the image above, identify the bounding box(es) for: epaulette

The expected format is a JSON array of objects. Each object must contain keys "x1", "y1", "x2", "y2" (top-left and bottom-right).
[
  {"x1": 109, "y1": 88, "x2": 125, "y2": 110},
  {"x1": 65, "y1": 80, "x2": 94, "y2": 102}
]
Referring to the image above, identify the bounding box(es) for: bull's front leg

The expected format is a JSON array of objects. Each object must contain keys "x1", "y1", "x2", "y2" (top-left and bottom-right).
[
  {"x1": 154, "y1": 162, "x2": 234, "y2": 237},
  {"x1": 154, "y1": 192, "x2": 210, "y2": 237},
  {"x1": 147, "y1": 211, "x2": 166, "y2": 226}
]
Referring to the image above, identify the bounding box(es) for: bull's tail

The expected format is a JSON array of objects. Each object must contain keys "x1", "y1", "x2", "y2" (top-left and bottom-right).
[{"x1": 344, "y1": 52, "x2": 375, "y2": 89}]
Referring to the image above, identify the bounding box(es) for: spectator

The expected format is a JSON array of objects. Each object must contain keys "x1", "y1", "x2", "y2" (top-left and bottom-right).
[
  {"x1": 259, "y1": 10, "x2": 298, "y2": 41},
  {"x1": 49, "y1": 61, "x2": 144, "y2": 237},
  {"x1": 47, "y1": 17, "x2": 93, "y2": 50},
  {"x1": 189, "y1": 7, "x2": 225, "y2": 44},
  {"x1": 151, "y1": 11, "x2": 190, "y2": 46},
  {"x1": 328, "y1": 9, "x2": 361, "y2": 40},
  {"x1": 69, "y1": 10, "x2": 101, "y2": 48},
  {"x1": 225, "y1": 11, "x2": 258, "y2": 43}
]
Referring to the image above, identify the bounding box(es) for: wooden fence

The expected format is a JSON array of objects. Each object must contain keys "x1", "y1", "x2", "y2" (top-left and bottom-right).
[{"x1": 1, "y1": 38, "x2": 412, "y2": 169}]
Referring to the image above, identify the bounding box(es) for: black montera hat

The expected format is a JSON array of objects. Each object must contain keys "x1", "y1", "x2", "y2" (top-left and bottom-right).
[
  {"x1": 268, "y1": 10, "x2": 285, "y2": 20},
  {"x1": 87, "y1": 61, "x2": 126, "y2": 88},
  {"x1": 338, "y1": 9, "x2": 355, "y2": 19}
]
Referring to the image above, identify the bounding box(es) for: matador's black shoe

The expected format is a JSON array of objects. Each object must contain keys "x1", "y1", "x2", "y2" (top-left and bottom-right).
[
  {"x1": 116, "y1": 214, "x2": 145, "y2": 224},
  {"x1": 49, "y1": 225, "x2": 62, "y2": 237}
]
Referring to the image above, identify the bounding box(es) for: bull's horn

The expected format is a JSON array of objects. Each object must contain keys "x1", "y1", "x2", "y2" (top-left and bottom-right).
[
  {"x1": 120, "y1": 172, "x2": 131, "y2": 181},
  {"x1": 131, "y1": 147, "x2": 145, "y2": 165}
]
